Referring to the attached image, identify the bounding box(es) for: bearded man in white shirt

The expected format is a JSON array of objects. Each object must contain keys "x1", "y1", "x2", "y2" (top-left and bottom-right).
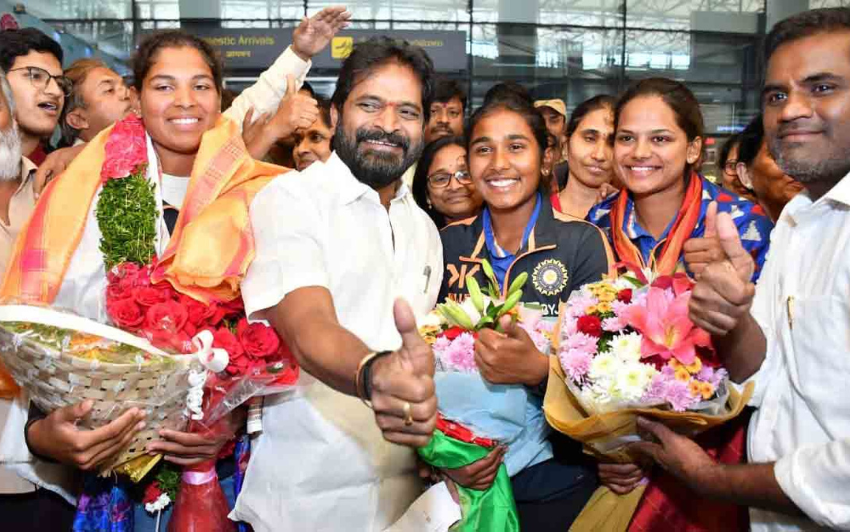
[
  {"x1": 232, "y1": 37, "x2": 443, "y2": 531},
  {"x1": 630, "y1": 7, "x2": 850, "y2": 531}
]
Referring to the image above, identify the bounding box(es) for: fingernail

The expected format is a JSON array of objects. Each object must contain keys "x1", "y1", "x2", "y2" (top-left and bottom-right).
[{"x1": 136, "y1": 421, "x2": 146, "y2": 430}]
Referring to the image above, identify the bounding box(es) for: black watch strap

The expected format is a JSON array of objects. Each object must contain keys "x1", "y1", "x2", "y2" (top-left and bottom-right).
[{"x1": 362, "y1": 350, "x2": 393, "y2": 401}]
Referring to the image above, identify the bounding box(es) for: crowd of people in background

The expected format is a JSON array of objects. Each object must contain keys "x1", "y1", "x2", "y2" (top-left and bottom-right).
[{"x1": 0, "y1": 4, "x2": 848, "y2": 532}]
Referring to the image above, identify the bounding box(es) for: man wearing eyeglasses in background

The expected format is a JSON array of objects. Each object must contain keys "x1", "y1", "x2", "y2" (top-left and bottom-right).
[{"x1": 0, "y1": 29, "x2": 68, "y2": 166}]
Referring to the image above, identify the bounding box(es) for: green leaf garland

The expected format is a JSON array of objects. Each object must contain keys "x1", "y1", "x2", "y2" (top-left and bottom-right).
[{"x1": 96, "y1": 165, "x2": 158, "y2": 269}]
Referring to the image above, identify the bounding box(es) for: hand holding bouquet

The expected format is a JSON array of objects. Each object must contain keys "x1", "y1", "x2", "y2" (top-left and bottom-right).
[{"x1": 544, "y1": 269, "x2": 753, "y2": 532}]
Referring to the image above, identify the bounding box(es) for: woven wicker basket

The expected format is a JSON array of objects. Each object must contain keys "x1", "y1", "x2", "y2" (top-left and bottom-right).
[{"x1": 0, "y1": 305, "x2": 197, "y2": 472}]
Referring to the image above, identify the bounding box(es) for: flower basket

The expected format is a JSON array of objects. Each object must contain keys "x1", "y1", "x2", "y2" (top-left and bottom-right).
[{"x1": 0, "y1": 304, "x2": 197, "y2": 473}]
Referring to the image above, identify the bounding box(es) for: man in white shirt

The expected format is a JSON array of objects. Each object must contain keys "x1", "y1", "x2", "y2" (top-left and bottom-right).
[
  {"x1": 233, "y1": 37, "x2": 443, "y2": 531},
  {"x1": 630, "y1": 8, "x2": 850, "y2": 531}
]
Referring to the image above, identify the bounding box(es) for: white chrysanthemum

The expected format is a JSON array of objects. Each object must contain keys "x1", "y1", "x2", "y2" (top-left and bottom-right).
[
  {"x1": 615, "y1": 362, "x2": 654, "y2": 402},
  {"x1": 588, "y1": 352, "x2": 622, "y2": 381},
  {"x1": 613, "y1": 276, "x2": 636, "y2": 291},
  {"x1": 611, "y1": 332, "x2": 643, "y2": 362}
]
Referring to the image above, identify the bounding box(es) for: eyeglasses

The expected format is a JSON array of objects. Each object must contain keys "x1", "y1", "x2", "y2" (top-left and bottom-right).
[
  {"x1": 723, "y1": 159, "x2": 739, "y2": 176},
  {"x1": 8, "y1": 66, "x2": 72, "y2": 97},
  {"x1": 427, "y1": 170, "x2": 472, "y2": 188}
]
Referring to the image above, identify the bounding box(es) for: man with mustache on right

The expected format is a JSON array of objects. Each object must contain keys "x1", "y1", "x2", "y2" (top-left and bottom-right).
[{"x1": 231, "y1": 37, "x2": 443, "y2": 532}]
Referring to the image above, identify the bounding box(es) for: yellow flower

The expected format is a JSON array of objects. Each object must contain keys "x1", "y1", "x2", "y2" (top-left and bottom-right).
[
  {"x1": 685, "y1": 357, "x2": 703, "y2": 374},
  {"x1": 688, "y1": 380, "x2": 703, "y2": 397},
  {"x1": 699, "y1": 381, "x2": 715, "y2": 400},
  {"x1": 597, "y1": 291, "x2": 616, "y2": 303},
  {"x1": 668, "y1": 358, "x2": 682, "y2": 370},
  {"x1": 585, "y1": 305, "x2": 598, "y2": 315},
  {"x1": 675, "y1": 367, "x2": 691, "y2": 382},
  {"x1": 596, "y1": 302, "x2": 612, "y2": 313}
]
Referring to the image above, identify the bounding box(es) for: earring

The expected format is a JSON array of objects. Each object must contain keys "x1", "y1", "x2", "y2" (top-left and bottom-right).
[
  {"x1": 426, "y1": 197, "x2": 432, "y2": 208},
  {"x1": 542, "y1": 168, "x2": 551, "y2": 177}
]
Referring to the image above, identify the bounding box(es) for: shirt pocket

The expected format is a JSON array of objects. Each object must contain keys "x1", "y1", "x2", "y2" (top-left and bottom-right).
[{"x1": 788, "y1": 295, "x2": 850, "y2": 424}]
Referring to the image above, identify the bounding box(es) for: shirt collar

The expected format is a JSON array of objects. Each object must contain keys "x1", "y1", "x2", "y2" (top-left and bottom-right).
[
  {"x1": 18, "y1": 156, "x2": 36, "y2": 193},
  {"x1": 782, "y1": 172, "x2": 850, "y2": 225},
  {"x1": 330, "y1": 151, "x2": 412, "y2": 206}
]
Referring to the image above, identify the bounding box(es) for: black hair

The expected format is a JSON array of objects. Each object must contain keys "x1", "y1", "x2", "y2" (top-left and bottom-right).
[
  {"x1": 718, "y1": 133, "x2": 741, "y2": 171},
  {"x1": 316, "y1": 96, "x2": 332, "y2": 128},
  {"x1": 482, "y1": 81, "x2": 533, "y2": 107},
  {"x1": 331, "y1": 36, "x2": 436, "y2": 123},
  {"x1": 412, "y1": 135, "x2": 466, "y2": 227},
  {"x1": 300, "y1": 80, "x2": 316, "y2": 98},
  {"x1": 468, "y1": 93, "x2": 550, "y2": 194},
  {"x1": 765, "y1": 7, "x2": 850, "y2": 64},
  {"x1": 566, "y1": 94, "x2": 615, "y2": 139},
  {"x1": 0, "y1": 28, "x2": 64, "y2": 73},
  {"x1": 132, "y1": 31, "x2": 223, "y2": 93},
  {"x1": 737, "y1": 115, "x2": 764, "y2": 168},
  {"x1": 433, "y1": 78, "x2": 467, "y2": 113},
  {"x1": 615, "y1": 77, "x2": 704, "y2": 173}
]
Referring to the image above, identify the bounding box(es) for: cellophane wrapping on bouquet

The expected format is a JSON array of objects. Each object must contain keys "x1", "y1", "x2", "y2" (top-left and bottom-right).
[
  {"x1": 418, "y1": 261, "x2": 555, "y2": 531},
  {"x1": 542, "y1": 271, "x2": 754, "y2": 532}
]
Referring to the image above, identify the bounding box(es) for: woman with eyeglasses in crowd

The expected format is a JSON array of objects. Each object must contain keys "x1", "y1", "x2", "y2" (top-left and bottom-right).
[
  {"x1": 586, "y1": 77, "x2": 773, "y2": 531},
  {"x1": 435, "y1": 88, "x2": 613, "y2": 531},
  {"x1": 718, "y1": 133, "x2": 758, "y2": 202},
  {"x1": 412, "y1": 135, "x2": 482, "y2": 228}
]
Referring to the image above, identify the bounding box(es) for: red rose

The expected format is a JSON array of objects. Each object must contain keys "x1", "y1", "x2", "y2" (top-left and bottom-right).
[
  {"x1": 237, "y1": 318, "x2": 280, "y2": 358},
  {"x1": 107, "y1": 297, "x2": 145, "y2": 329},
  {"x1": 145, "y1": 301, "x2": 188, "y2": 334},
  {"x1": 577, "y1": 315, "x2": 603, "y2": 337},
  {"x1": 206, "y1": 303, "x2": 228, "y2": 327},
  {"x1": 213, "y1": 327, "x2": 245, "y2": 360},
  {"x1": 106, "y1": 281, "x2": 129, "y2": 301},
  {"x1": 107, "y1": 262, "x2": 141, "y2": 284},
  {"x1": 180, "y1": 294, "x2": 216, "y2": 327},
  {"x1": 142, "y1": 482, "x2": 163, "y2": 505},
  {"x1": 442, "y1": 326, "x2": 465, "y2": 341},
  {"x1": 101, "y1": 114, "x2": 148, "y2": 181},
  {"x1": 134, "y1": 287, "x2": 168, "y2": 307},
  {"x1": 220, "y1": 298, "x2": 246, "y2": 319},
  {"x1": 617, "y1": 289, "x2": 633, "y2": 304}
]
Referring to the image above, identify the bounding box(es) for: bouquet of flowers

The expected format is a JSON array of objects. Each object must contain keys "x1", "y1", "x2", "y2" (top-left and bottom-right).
[
  {"x1": 543, "y1": 269, "x2": 753, "y2": 532},
  {"x1": 418, "y1": 260, "x2": 556, "y2": 532}
]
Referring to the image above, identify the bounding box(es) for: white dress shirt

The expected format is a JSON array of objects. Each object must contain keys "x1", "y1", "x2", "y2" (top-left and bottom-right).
[
  {"x1": 746, "y1": 174, "x2": 850, "y2": 531},
  {"x1": 233, "y1": 151, "x2": 443, "y2": 532}
]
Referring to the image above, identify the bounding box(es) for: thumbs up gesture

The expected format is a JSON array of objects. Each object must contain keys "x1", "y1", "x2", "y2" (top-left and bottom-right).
[
  {"x1": 370, "y1": 299, "x2": 438, "y2": 447},
  {"x1": 474, "y1": 315, "x2": 550, "y2": 387},
  {"x1": 265, "y1": 74, "x2": 320, "y2": 142},
  {"x1": 688, "y1": 205, "x2": 757, "y2": 336}
]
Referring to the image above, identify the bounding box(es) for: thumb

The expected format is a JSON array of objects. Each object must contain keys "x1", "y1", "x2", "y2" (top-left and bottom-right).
[
  {"x1": 498, "y1": 314, "x2": 514, "y2": 335},
  {"x1": 243, "y1": 107, "x2": 254, "y2": 125},
  {"x1": 716, "y1": 212, "x2": 754, "y2": 281},
  {"x1": 394, "y1": 299, "x2": 431, "y2": 369},
  {"x1": 636, "y1": 416, "x2": 674, "y2": 445},
  {"x1": 285, "y1": 74, "x2": 297, "y2": 97},
  {"x1": 704, "y1": 201, "x2": 718, "y2": 238},
  {"x1": 57, "y1": 400, "x2": 93, "y2": 424}
]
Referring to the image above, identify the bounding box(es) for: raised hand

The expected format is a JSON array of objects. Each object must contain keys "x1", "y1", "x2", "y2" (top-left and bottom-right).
[
  {"x1": 370, "y1": 298, "x2": 437, "y2": 447},
  {"x1": 688, "y1": 210, "x2": 756, "y2": 336},
  {"x1": 292, "y1": 6, "x2": 352, "y2": 60},
  {"x1": 241, "y1": 107, "x2": 269, "y2": 147},
  {"x1": 33, "y1": 143, "x2": 86, "y2": 198},
  {"x1": 474, "y1": 314, "x2": 549, "y2": 387},
  {"x1": 27, "y1": 401, "x2": 145, "y2": 470}
]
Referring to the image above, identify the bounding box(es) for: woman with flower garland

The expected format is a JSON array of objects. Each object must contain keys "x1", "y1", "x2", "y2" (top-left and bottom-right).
[
  {"x1": 586, "y1": 78, "x2": 773, "y2": 531},
  {"x1": 0, "y1": 28, "x2": 326, "y2": 532},
  {"x1": 437, "y1": 90, "x2": 613, "y2": 530}
]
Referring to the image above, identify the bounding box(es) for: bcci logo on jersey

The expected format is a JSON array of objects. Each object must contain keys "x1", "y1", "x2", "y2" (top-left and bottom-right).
[{"x1": 532, "y1": 259, "x2": 568, "y2": 296}]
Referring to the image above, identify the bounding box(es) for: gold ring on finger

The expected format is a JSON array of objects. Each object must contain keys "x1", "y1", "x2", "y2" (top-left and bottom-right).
[{"x1": 403, "y1": 401, "x2": 414, "y2": 426}]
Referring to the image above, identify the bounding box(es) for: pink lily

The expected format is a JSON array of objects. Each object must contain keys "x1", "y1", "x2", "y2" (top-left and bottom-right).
[{"x1": 622, "y1": 287, "x2": 711, "y2": 365}]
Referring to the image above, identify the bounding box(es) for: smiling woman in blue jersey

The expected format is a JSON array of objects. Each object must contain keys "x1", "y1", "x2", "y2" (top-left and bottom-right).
[{"x1": 437, "y1": 88, "x2": 612, "y2": 531}]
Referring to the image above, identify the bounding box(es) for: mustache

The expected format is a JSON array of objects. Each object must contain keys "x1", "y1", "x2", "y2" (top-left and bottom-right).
[{"x1": 356, "y1": 128, "x2": 410, "y2": 151}]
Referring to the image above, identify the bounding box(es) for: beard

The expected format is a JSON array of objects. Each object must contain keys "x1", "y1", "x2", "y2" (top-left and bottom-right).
[
  {"x1": 333, "y1": 121, "x2": 423, "y2": 189},
  {"x1": 769, "y1": 129, "x2": 850, "y2": 185},
  {"x1": 0, "y1": 120, "x2": 22, "y2": 182}
]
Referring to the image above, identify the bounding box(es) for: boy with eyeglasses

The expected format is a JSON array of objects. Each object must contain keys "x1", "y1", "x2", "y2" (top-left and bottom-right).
[{"x1": 0, "y1": 28, "x2": 68, "y2": 166}]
